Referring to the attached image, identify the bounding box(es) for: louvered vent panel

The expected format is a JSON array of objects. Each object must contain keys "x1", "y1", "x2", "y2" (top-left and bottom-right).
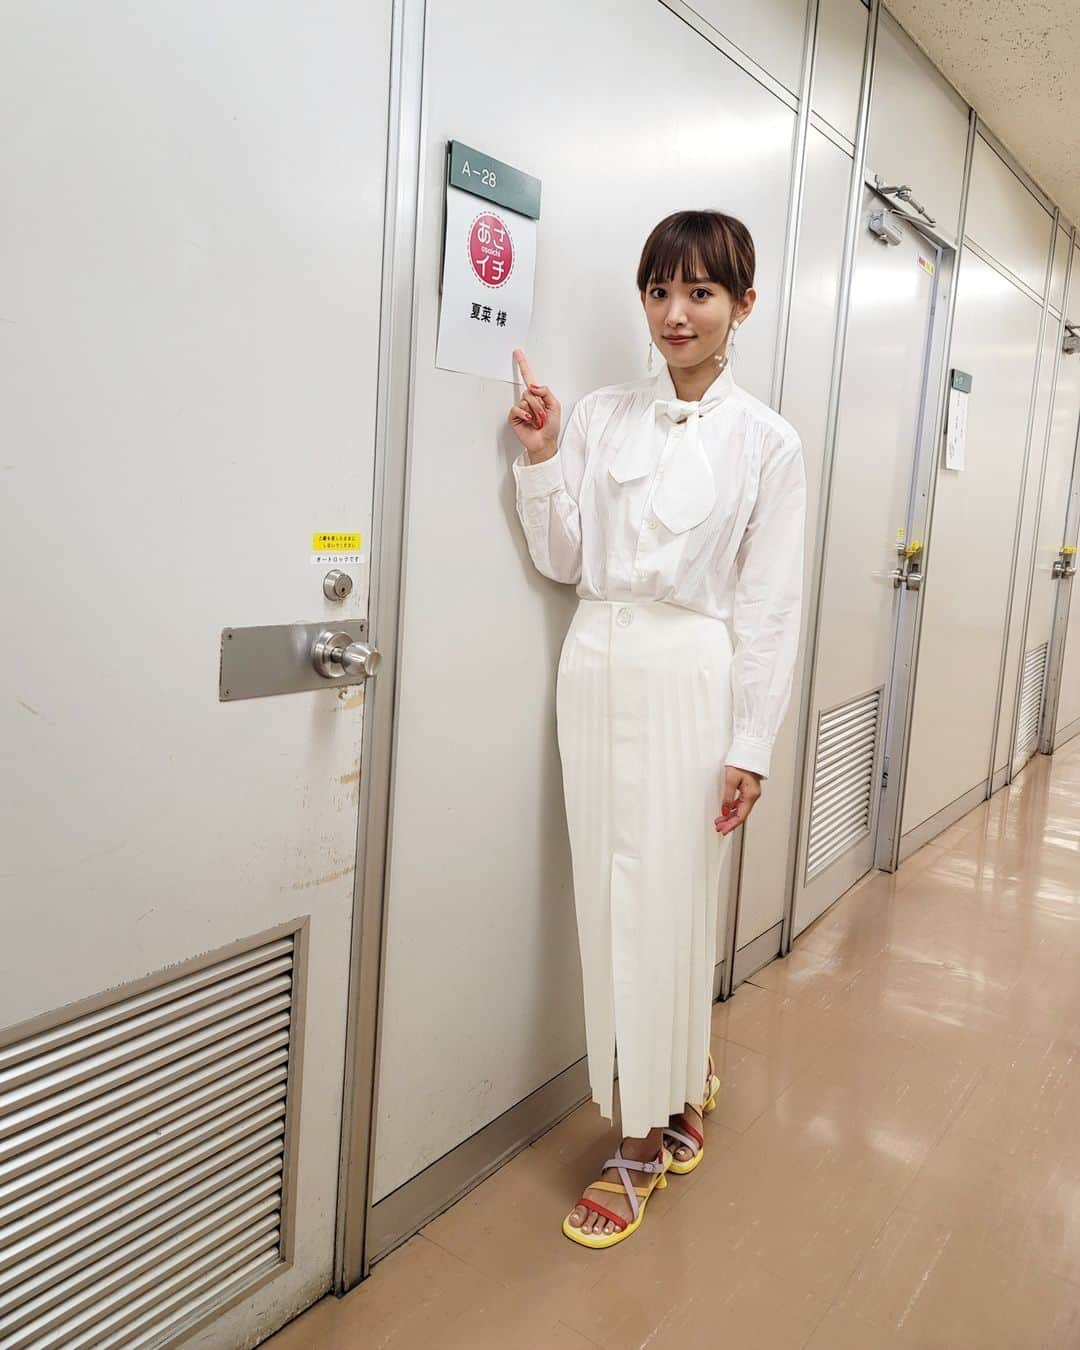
[
  {"x1": 806, "y1": 690, "x2": 882, "y2": 881},
  {"x1": 0, "y1": 935, "x2": 296, "y2": 1349},
  {"x1": 1014, "y1": 642, "x2": 1048, "y2": 765}
]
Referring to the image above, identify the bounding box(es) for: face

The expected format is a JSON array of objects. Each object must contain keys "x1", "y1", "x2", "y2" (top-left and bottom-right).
[{"x1": 641, "y1": 271, "x2": 756, "y2": 374}]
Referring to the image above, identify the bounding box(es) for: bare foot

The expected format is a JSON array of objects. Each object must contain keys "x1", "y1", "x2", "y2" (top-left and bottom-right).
[{"x1": 567, "y1": 1129, "x2": 665, "y2": 1237}]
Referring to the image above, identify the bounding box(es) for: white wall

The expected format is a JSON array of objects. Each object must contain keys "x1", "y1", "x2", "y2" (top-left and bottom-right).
[
  {"x1": 373, "y1": 0, "x2": 799, "y2": 1204},
  {"x1": 687, "y1": 0, "x2": 810, "y2": 92},
  {"x1": 374, "y1": 0, "x2": 1080, "y2": 1220},
  {"x1": 739, "y1": 125, "x2": 853, "y2": 954}
]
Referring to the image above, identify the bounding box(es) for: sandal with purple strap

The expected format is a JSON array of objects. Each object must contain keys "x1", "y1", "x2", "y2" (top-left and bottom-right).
[
  {"x1": 664, "y1": 1052, "x2": 721, "y2": 1176},
  {"x1": 562, "y1": 1143, "x2": 672, "y2": 1249}
]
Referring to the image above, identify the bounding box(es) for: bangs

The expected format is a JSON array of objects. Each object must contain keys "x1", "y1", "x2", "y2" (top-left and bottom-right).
[{"x1": 636, "y1": 210, "x2": 755, "y2": 297}]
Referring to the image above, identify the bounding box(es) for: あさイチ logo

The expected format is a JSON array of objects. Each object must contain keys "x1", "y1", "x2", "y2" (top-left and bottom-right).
[{"x1": 468, "y1": 212, "x2": 514, "y2": 288}]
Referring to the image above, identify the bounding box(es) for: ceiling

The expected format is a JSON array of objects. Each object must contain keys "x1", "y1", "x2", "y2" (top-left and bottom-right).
[{"x1": 885, "y1": 0, "x2": 1080, "y2": 225}]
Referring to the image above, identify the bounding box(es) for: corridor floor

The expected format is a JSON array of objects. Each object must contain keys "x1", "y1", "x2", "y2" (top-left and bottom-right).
[{"x1": 267, "y1": 739, "x2": 1080, "y2": 1349}]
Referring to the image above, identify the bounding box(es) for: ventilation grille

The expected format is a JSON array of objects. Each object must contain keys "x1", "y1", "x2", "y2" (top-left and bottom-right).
[
  {"x1": 1015, "y1": 641, "x2": 1049, "y2": 764},
  {"x1": 806, "y1": 689, "x2": 882, "y2": 881},
  {"x1": 0, "y1": 935, "x2": 296, "y2": 1350}
]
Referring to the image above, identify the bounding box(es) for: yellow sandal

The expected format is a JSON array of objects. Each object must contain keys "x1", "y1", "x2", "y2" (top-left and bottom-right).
[
  {"x1": 562, "y1": 1144, "x2": 672, "y2": 1249},
  {"x1": 664, "y1": 1054, "x2": 721, "y2": 1176}
]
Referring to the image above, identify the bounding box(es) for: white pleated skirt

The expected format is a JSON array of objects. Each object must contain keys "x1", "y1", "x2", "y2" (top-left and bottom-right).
[{"x1": 556, "y1": 599, "x2": 735, "y2": 1138}]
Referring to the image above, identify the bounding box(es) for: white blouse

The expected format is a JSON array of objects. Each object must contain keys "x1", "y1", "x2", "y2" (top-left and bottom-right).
[{"x1": 513, "y1": 363, "x2": 806, "y2": 779}]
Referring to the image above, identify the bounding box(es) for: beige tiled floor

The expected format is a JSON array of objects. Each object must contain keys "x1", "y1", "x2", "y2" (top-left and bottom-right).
[{"x1": 267, "y1": 740, "x2": 1080, "y2": 1349}]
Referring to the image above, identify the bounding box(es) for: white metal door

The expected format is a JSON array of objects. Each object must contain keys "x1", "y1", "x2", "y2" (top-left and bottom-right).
[
  {"x1": 1007, "y1": 234, "x2": 1080, "y2": 774},
  {"x1": 1052, "y1": 516, "x2": 1080, "y2": 744},
  {"x1": 902, "y1": 249, "x2": 1044, "y2": 840},
  {"x1": 0, "y1": 5, "x2": 390, "y2": 1346},
  {"x1": 793, "y1": 186, "x2": 938, "y2": 937},
  {"x1": 1050, "y1": 367, "x2": 1080, "y2": 745}
]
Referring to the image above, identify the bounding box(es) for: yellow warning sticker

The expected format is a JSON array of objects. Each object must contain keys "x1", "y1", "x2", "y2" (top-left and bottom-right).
[
  {"x1": 917, "y1": 255, "x2": 935, "y2": 276},
  {"x1": 313, "y1": 532, "x2": 362, "y2": 552}
]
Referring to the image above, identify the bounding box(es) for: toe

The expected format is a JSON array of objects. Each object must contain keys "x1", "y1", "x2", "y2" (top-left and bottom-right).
[{"x1": 568, "y1": 1204, "x2": 586, "y2": 1228}]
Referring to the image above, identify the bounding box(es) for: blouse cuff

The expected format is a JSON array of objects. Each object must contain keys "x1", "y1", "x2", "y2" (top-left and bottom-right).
[
  {"x1": 725, "y1": 734, "x2": 773, "y2": 780},
  {"x1": 512, "y1": 448, "x2": 565, "y2": 499}
]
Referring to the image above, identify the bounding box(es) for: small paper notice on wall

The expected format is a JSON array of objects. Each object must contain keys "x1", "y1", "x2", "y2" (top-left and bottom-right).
[
  {"x1": 945, "y1": 370, "x2": 972, "y2": 471},
  {"x1": 435, "y1": 141, "x2": 540, "y2": 383}
]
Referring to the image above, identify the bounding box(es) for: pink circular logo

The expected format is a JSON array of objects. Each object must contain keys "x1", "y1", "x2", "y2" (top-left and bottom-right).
[{"x1": 468, "y1": 212, "x2": 514, "y2": 288}]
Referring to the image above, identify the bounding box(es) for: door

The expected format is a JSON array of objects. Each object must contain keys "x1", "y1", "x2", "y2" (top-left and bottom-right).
[
  {"x1": 1048, "y1": 326, "x2": 1080, "y2": 748},
  {"x1": 1007, "y1": 233, "x2": 1080, "y2": 775},
  {"x1": 901, "y1": 249, "x2": 1045, "y2": 842},
  {"x1": 792, "y1": 185, "x2": 940, "y2": 938},
  {"x1": 0, "y1": 5, "x2": 390, "y2": 1346},
  {"x1": 901, "y1": 135, "x2": 1053, "y2": 842},
  {"x1": 1049, "y1": 482, "x2": 1080, "y2": 746}
]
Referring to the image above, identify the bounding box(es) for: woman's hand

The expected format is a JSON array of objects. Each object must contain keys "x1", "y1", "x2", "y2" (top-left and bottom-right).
[
  {"x1": 509, "y1": 349, "x2": 560, "y2": 463},
  {"x1": 715, "y1": 766, "x2": 762, "y2": 835}
]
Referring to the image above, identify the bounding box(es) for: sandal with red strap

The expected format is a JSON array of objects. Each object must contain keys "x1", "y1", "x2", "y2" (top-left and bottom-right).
[
  {"x1": 561, "y1": 1143, "x2": 672, "y2": 1249},
  {"x1": 664, "y1": 1053, "x2": 721, "y2": 1176}
]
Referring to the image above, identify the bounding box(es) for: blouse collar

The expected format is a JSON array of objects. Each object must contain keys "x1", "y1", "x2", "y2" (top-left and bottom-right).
[
  {"x1": 608, "y1": 363, "x2": 736, "y2": 534},
  {"x1": 652, "y1": 361, "x2": 735, "y2": 414}
]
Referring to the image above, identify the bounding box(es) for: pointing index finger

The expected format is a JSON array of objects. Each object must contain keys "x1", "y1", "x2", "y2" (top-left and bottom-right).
[{"x1": 513, "y1": 348, "x2": 537, "y2": 388}]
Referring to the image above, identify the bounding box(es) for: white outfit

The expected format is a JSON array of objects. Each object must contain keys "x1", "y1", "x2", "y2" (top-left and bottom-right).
[{"x1": 513, "y1": 364, "x2": 805, "y2": 1136}]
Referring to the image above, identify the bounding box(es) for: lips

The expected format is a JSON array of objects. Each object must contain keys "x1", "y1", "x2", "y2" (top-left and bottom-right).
[{"x1": 663, "y1": 335, "x2": 693, "y2": 345}]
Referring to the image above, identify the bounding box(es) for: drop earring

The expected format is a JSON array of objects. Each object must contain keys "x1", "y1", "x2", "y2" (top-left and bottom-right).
[
  {"x1": 647, "y1": 339, "x2": 656, "y2": 372},
  {"x1": 729, "y1": 318, "x2": 739, "y2": 357}
]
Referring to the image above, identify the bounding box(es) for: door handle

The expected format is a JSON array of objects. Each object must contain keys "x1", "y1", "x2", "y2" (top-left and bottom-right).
[
  {"x1": 1052, "y1": 560, "x2": 1078, "y2": 579},
  {"x1": 313, "y1": 630, "x2": 382, "y2": 680},
  {"x1": 891, "y1": 540, "x2": 923, "y2": 590},
  {"x1": 220, "y1": 619, "x2": 379, "y2": 701},
  {"x1": 890, "y1": 564, "x2": 924, "y2": 590}
]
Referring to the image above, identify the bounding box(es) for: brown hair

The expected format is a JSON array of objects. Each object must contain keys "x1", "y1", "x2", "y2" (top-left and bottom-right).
[{"x1": 636, "y1": 210, "x2": 755, "y2": 298}]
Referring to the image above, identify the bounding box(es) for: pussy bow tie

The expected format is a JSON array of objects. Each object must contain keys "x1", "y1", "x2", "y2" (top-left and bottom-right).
[{"x1": 608, "y1": 372, "x2": 733, "y2": 534}]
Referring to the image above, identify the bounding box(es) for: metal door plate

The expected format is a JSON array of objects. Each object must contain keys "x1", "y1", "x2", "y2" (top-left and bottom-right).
[{"x1": 220, "y1": 620, "x2": 369, "y2": 701}]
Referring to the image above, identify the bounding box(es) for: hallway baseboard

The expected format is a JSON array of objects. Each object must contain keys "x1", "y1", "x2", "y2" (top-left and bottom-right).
[
  {"x1": 898, "y1": 778, "x2": 989, "y2": 862},
  {"x1": 367, "y1": 1057, "x2": 591, "y2": 1266},
  {"x1": 734, "y1": 922, "x2": 783, "y2": 985},
  {"x1": 1057, "y1": 713, "x2": 1080, "y2": 749}
]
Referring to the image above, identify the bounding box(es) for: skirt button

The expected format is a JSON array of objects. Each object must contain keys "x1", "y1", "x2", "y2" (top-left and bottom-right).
[{"x1": 617, "y1": 607, "x2": 633, "y2": 627}]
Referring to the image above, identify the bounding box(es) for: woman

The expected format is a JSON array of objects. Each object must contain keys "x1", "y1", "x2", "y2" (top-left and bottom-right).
[{"x1": 508, "y1": 210, "x2": 806, "y2": 1249}]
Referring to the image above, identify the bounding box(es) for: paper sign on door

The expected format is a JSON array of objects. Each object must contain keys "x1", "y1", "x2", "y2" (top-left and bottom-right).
[
  {"x1": 945, "y1": 369, "x2": 972, "y2": 471},
  {"x1": 436, "y1": 141, "x2": 540, "y2": 383}
]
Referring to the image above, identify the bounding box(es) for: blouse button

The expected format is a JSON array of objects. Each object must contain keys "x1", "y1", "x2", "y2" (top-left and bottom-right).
[
  {"x1": 616, "y1": 608, "x2": 633, "y2": 628},
  {"x1": 646, "y1": 516, "x2": 659, "y2": 530}
]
